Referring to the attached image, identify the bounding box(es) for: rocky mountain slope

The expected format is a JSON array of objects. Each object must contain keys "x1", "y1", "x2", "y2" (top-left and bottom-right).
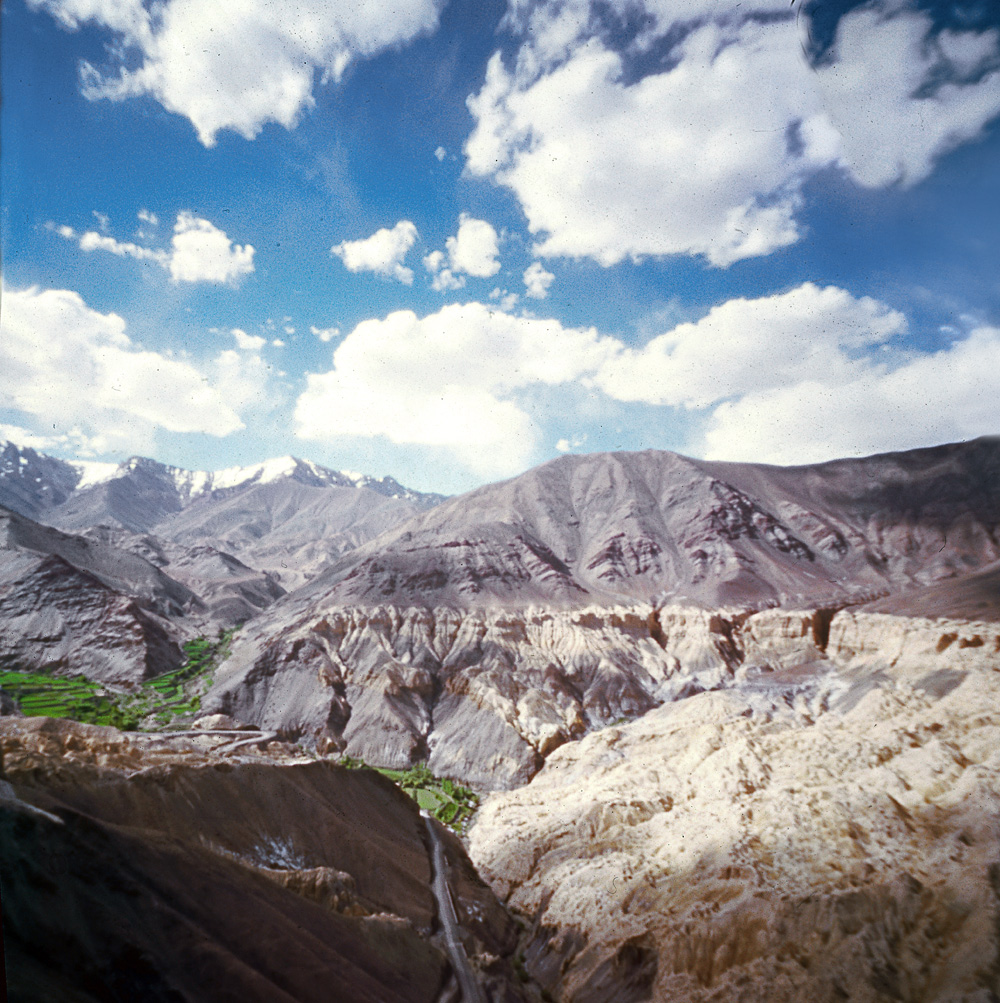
[
  {"x1": 206, "y1": 599, "x2": 1000, "y2": 789},
  {"x1": 0, "y1": 716, "x2": 533, "y2": 1003},
  {"x1": 468, "y1": 618, "x2": 1000, "y2": 1002},
  {"x1": 0, "y1": 505, "x2": 287, "y2": 681},
  {"x1": 0, "y1": 507, "x2": 192, "y2": 682},
  {"x1": 0, "y1": 441, "x2": 444, "y2": 588},
  {"x1": 202, "y1": 438, "x2": 1000, "y2": 784},
  {"x1": 297, "y1": 437, "x2": 1000, "y2": 609}
]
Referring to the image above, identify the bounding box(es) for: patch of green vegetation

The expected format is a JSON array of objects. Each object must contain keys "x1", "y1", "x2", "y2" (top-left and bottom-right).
[
  {"x1": 334, "y1": 754, "x2": 480, "y2": 834},
  {"x1": 380, "y1": 760, "x2": 480, "y2": 834},
  {"x1": 0, "y1": 628, "x2": 236, "y2": 732}
]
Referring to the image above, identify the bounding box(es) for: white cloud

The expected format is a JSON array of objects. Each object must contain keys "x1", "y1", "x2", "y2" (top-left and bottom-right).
[
  {"x1": 0, "y1": 423, "x2": 105, "y2": 457},
  {"x1": 702, "y1": 325, "x2": 1000, "y2": 465},
  {"x1": 50, "y1": 211, "x2": 255, "y2": 285},
  {"x1": 29, "y1": 0, "x2": 443, "y2": 146},
  {"x1": 466, "y1": 23, "x2": 833, "y2": 267},
  {"x1": 593, "y1": 283, "x2": 907, "y2": 408},
  {"x1": 583, "y1": 277, "x2": 997, "y2": 466},
  {"x1": 490, "y1": 289, "x2": 520, "y2": 311},
  {"x1": 79, "y1": 229, "x2": 166, "y2": 263},
  {"x1": 232, "y1": 328, "x2": 267, "y2": 351},
  {"x1": 331, "y1": 220, "x2": 418, "y2": 284},
  {"x1": 137, "y1": 208, "x2": 159, "y2": 226},
  {"x1": 92, "y1": 210, "x2": 110, "y2": 232},
  {"x1": 168, "y1": 212, "x2": 255, "y2": 284},
  {"x1": 0, "y1": 283, "x2": 250, "y2": 454},
  {"x1": 554, "y1": 434, "x2": 586, "y2": 452},
  {"x1": 310, "y1": 324, "x2": 340, "y2": 343},
  {"x1": 446, "y1": 214, "x2": 501, "y2": 278},
  {"x1": 466, "y1": 2, "x2": 1000, "y2": 267},
  {"x1": 814, "y1": 7, "x2": 1000, "y2": 188},
  {"x1": 434, "y1": 145, "x2": 447, "y2": 161},
  {"x1": 272, "y1": 338, "x2": 286, "y2": 347},
  {"x1": 294, "y1": 301, "x2": 616, "y2": 477},
  {"x1": 523, "y1": 261, "x2": 555, "y2": 299},
  {"x1": 293, "y1": 282, "x2": 995, "y2": 476},
  {"x1": 423, "y1": 249, "x2": 466, "y2": 292}
]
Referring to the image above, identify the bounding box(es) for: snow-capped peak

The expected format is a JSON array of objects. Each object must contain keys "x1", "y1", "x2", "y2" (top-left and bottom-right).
[{"x1": 71, "y1": 461, "x2": 120, "y2": 490}]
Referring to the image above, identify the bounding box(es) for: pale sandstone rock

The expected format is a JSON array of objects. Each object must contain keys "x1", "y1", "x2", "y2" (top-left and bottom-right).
[
  {"x1": 469, "y1": 657, "x2": 1000, "y2": 1002},
  {"x1": 192, "y1": 713, "x2": 253, "y2": 731},
  {"x1": 828, "y1": 610, "x2": 1000, "y2": 673},
  {"x1": 206, "y1": 603, "x2": 1000, "y2": 791}
]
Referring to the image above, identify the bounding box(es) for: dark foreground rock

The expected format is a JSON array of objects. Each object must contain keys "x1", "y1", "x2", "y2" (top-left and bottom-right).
[{"x1": 0, "y1": 717, "x2": 532, "y2": 1003}]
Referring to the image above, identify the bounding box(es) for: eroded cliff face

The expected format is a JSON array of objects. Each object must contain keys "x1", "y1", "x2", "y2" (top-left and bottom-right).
[
  {"x1": 468, "y1": 641, "x2": 1000, "y2": 1002},
  {"x1": 0, "y1": 717, "x2": 530, "y2": 1003},
  {"x1": 207, "y1": 604, "x2": 676, "y2": 789},
  {"x1": 205, "y1": 599, "x2": 1000, "y2": 790}
]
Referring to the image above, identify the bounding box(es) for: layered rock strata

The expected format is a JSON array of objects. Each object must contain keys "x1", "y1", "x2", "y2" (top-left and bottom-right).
[
  {"x1": 206, "y1": 601, "x2": 1000, "y2": 789},
  {"x1": 468, "y1": 641, "x2": 1000, "y2": 1002}
]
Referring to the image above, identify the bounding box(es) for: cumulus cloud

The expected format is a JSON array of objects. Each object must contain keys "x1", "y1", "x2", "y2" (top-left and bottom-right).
[
  {"x1": 29, "y1": 0, "x2": 443, "y2": 146},
  {"x1": 50, "y1": 211, "x2": 255, "y2": 285},
  {"x1": 446, "y1": 214, "x2": 501, "y2": 278},
  {"x1": 294, "y1": 301, "x2": 616, "y2": 477},
  {"x1": 555, "y1": 434, "x2": 586, "y2": 452},
  {"x1": 332, "y1": 220, "x2": 418, "y2": 284},
  {"x1": 423, "y1": 215, "x2": 501, "y2": 292},
  {"x1": 466, "y1": 1, "x2": 1000, "y2": 267},
  {"x1": 702, "y1": 325, "x2": 1000, "y2": 465},
  {"x1": 292, "y1": 283, "x2": 996, "y2": 477},
  {"x1": 423, "y1": 250, "x2": 466, "y2": 292},
  {"x1": 0, "y1": 422, "x2": 105, "y2": 457},
  {"x1": 231, "y1": 328, "x2": 266, "y2": 351},
  {"x1": 523, "y1": 261, "x2": 555, "y2": 299},
  {"x1": 814, "y1": 7, "x2": 1000, "y2": 188},
  {"x1": 593, "y1": 283, "x2": 908, "y2": 408},
  {"x1": 168, "y1": 212, "x2": 255, "y2": 283},
  {"x1": 0, "y1": 283, "x2": 252, "y2": 454},
  {"x1": 588, "y1": 279, "x2": 998, "y2": 467},
  {"x1": 310, "y1": 324, "x2": 340, "y2": 343}
]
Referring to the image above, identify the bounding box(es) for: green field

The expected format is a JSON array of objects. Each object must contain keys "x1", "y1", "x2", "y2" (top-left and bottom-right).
[
  {"x1": 341, "y1": 757, "x2": 480, "y2": 833},
  {"x1": 0, "y1": 630, "x2": 235, "y2": 731}
]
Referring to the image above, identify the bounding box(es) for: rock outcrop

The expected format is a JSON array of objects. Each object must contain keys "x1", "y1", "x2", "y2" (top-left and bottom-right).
[
  {"x1": 468, "y1": 641, "x2": 1000, "y2": 1002},
  {"x1": 0, "y1": 717, "x2": 530, "y2": 1003},
  {"x1": 205, "y1": 592, "x2": 1000, "y2": 789},
  {"x1": 207, "y1": 604, "x2": 675, "y2": 788}
]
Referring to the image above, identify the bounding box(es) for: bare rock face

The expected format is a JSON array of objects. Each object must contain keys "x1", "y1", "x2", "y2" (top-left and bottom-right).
[
  {"x1": 0, "y1": 717, "x2": 528, "y2": 1003},
  {"x1": 295, "y1": 438, "x2": 1000, "y2": 610},
  {"x1": 204, "y1": 598, "x2": 1000, "y2": 789},
  {"x1": 81, "y1": 526, "x2": 287, "y2": 625},
  {"x1": 207, "y1": 604, "x2": 677, "y2": 789},
  {"x1": 468, "y1": 644, "x2": 1000, "y2": 1002},
  {"x1": 0, "y1": 550, "x2": 184, "y2": 683}
]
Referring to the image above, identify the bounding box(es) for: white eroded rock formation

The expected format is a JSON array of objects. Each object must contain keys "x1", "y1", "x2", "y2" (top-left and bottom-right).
[
  {"x1": 206, "y1": 601, "x2": 999, "y2": 790},
  {"x1": 468, "y1": 620, "x2": 1000, "y2": 1002}
]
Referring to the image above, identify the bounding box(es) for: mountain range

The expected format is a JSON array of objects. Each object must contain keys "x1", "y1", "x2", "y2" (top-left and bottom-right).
[{"x1": 3, "y1": 434, "x2": 1000, "y2": 1003}]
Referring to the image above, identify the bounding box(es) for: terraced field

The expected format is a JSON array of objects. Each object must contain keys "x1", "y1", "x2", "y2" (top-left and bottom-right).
[{"x1": 0, "y1": 631, "x2": 234, "y2": 731}]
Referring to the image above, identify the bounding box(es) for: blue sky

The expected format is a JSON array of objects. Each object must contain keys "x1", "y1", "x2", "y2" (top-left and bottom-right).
[{"x1": 2, "y1": 0, "x2": 999, "y2": 494}]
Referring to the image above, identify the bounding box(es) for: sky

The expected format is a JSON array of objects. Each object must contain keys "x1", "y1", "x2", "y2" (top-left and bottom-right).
[{"x1": 2, "y1": 0, "x2": 999, "y2": 495}]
